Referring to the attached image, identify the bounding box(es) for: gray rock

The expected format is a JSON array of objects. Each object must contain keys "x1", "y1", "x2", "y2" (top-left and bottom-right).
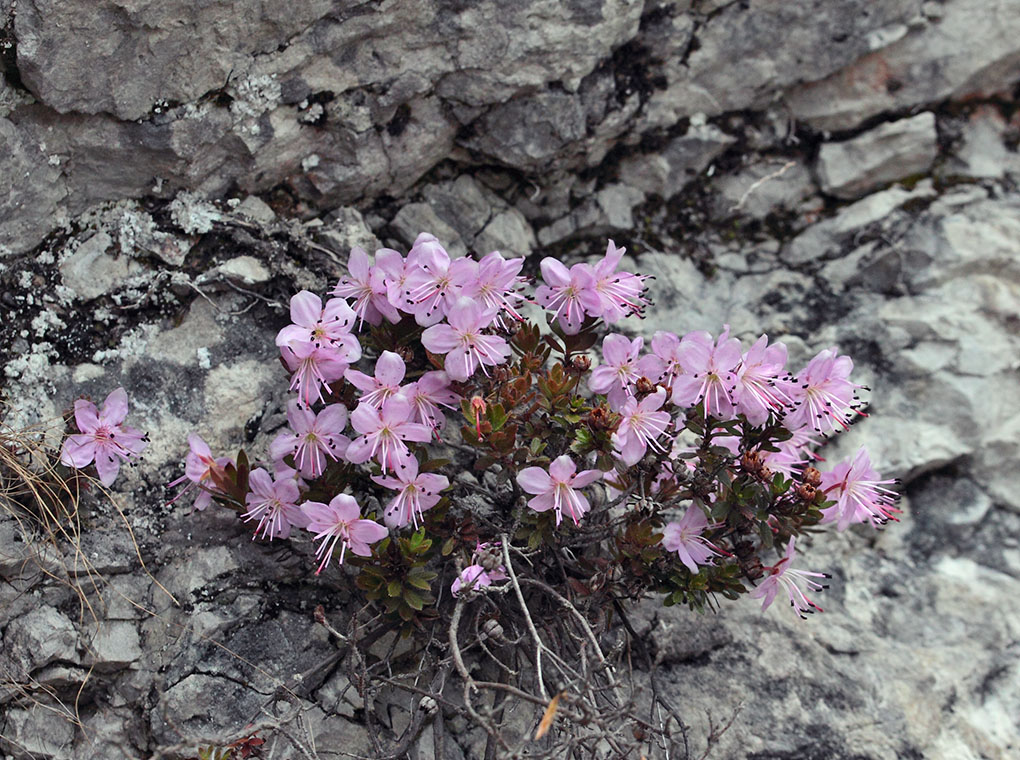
[
  {"x1": 618, "y1": 122, "x2": 736, "y2": 198},
  {"x1": 464, "y1": 92, "x2": 587, "y2": 171},
  {"x1": 816, "y1": 112, "x2": 938, "y2": 199},
  {"x1": 643, "y1": 0, "x2": 919, "y2": 127},
  {"x1": 390, "y1": 202, "x2": 467, "y2": 257},
  {"x1": 422, "y1": 176, "x2": 494, "y2": 245},
  {"x1": 85, "y1": 620, "x2": 143, "y2": 672},
  {"x1": 943, "y1": 104, "x2": 1020, "y2": 180},
  {"x1": 0, "y1": 702, "x2": 77, "y2": 758},
  {"x1": 713, "y1": 158, "x2": 815, "y2": 219},
  {"x1": 153, "y1": 673, "x2": 265, "y2": 745},
  {"x1": 474, "y1": 207, "x2": 537, "y2": 257},
  {"x1": 58, "y1": 231, "x2": 146, "y2": 300},
  {"x1": 0, "y1": 116, "x2": 67, "y2": 255},
  {"x1": 788, "y1": 0, "x2": 1020, "y2": 131},
  {"x1": 783, "y1": 179, "x2": 937, "y2": 265},
  {"x1": 15, "y1": 0, "x2": 334, "y2": 120},
  {"x1": 0, "y1": 606, "x2": 79, "y2": 681}
]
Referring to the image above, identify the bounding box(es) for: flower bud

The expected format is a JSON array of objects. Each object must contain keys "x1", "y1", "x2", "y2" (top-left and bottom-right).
[
  {"x1": 796, "y1": 483, "x2": 817, "y2": 502},
  {"x1": 569, "y1": 354, "x2": 591, "y2": 373},
  {"x1": 586, "y1": 405, "x2": 614, "y2": 431},
  {"x1": 481, "y1": 618, "x2": 506, "y2": 643},
  {"x1": 803, "y1": 467, "x2": 822, "y2": 487},
  {"x1": 634, "y1": 376, "x2": 656, "y2": 396}
]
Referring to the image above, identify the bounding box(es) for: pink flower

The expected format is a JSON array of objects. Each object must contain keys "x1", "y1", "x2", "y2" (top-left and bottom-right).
[
  {"x1": 588, "y1": 333, "x2": 644, "y2": 410},
  {"x1": 330, "y1": 247, "x2": 401, "y2": 327},
  {"x1": 420, "y1": 298, "x2": 511, "y2": 382},
  {"x1": 303, "y1": 494, "x2": 388, "y2": 574},
  {"x1": 167, "y1": 433, "x2": 234, "y2": 511},
  {"x1": 819, "y1": 447, "x2": 900, "y2": 530},
  {"x1": 274, "y1": 291, "x2": 359, "y2": 351},
  {"x1": 612, "y1": 388, "x2": 672, "y2": 466},
  {"x1": 374, "y1": 247, "x2": 417, "y2": 312},
  {"x1": 516, "y1": 455, "x2": 603, "y2": 526},
  {"x1": 397, "y1": 371, "x2": 460, "y2": 432},
  {"x1": 670, "y1": 328, "x2": 743, "y2": 418},
  {"x1": 269, "y1": 401, "x2": 350, "y2": 479},
  {"x1": 784, "y1": 347, "x2": 863, "y2": 433},
  {"x1": 372, "y1": 456, "x2": 449, "y2": 529},
  {"x1": 345, "y1": 351, "x2": 406, "y2": 409},
  {"x1": 345, "y1": 397, "x2": 432, "y2": 472},
  {"x1": 60, "y1": 388, "x2": 148, "y2": 486},
  {"x1": 749, "y1": 537, "x2": 830, "y2": 619},
  {"x1": 661, "y1": 506, "x2": 721, "y2": 574},
  {"x1": 460, "y1": 250, "x2": 527, "y2": 328},
  {"x1": 733, "y1": 335, "x2": 793, "y2": 427},
  {"x1": 637, "y1": 331, "x2": 682, "y2": 387},
  {"x1": 535, "y1": 257, "x2": 600, "y2": 335},
  {"x1": 451, "y1": 564, "x2": 507, "y2": 596},
  {"x1": 401, "y1": 235, "x2": 477, "y2": 326},
  {"x1": 242, "y1": 468, "x2": 310, "y2": 540},
  {"x1": 588, "y1": 240, "x2": 649, "y2": 324},
  {"x1": 280, "y1": 339, "x2": 359, "y2": 406}
]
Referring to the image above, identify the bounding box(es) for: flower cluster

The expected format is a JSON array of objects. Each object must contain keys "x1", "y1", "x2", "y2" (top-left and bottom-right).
[{"x1": 127, "y1": 233, "x2": 898, "y2": 623}]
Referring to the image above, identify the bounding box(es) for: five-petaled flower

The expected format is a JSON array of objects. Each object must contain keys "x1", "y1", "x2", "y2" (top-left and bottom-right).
[
  {"x1": 167, "y1": 433, "x2": 234, "y2": 511},
  {"x1": 516, "y1": 455, "x2": 602, "y2": 526},
  {"x1": 662, "y1": 505, "x2": 722, "y2": 574},
  {"x1": 345, "y1": 397, "x2": 432, "y2": 472},
  {"x1": 303, "y1": 494, "x2": 388, "y2": 574},
  {"x1": 269, "y1": 401, "x2": 350, "y2": 479},
  {"x1": 372, "y1": 455, "x2": 449, "y2": 529},
  {"x1": 819, "y1": 447, "x2": 901, "y2": 530},
  {"x1": 242, "y1": 468, "x2": 310, "y2": 540},
  {"x1": 420, "y1": 298, "x2": 511, "y2": 382},
  {"x1": 749, "y1": 537, "x2": 830, "y2": 619},
  {"x1": 60, "y1": 388, "x2": 148, "y2": 486}
]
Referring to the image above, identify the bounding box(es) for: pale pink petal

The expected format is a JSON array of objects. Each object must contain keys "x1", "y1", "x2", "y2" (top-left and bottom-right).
[
  {"x1": 571, "y1": 469, "x2": 603, "y2": 488},
  {"x1": 539, "y1": 257, "x2": 570, "y2": 288},
  {"x1": 516, "y1": 467, "x2": 553, "y2": 494},
  {"x1": 100, "y1": 388, "x2": 130, "y2": 426},
  {"x1": 443, "y1": 347, "x2": 474, "y2": 382},
  {"x1": 421, "y1": 324, "x2": 460, "y2": 355},
  {"x1": 350, "y1": 403, "x2": 382, "y2": 435},
  {"x1": 344, "y1": 437, "x2": 373, "y2": 464},
  {"x1": 247, "y1": 468, "x2": 276, "y2": 500},
  {"x1": 350, "y1": 518, "x2": 389, "y2": 545},
  {"x1": 375, "y1": 351, "x2": 406, "y2": 386},
  {"x1": 73, "y1": 399, "x2": 100, "y2": 433},
  {"x1": 548, "y1": 455, "x2": 577, "y2": 483},
  {"x1": 94, "y1": 450, "x2": 121, "y2": 486},
  {"x1": 290, "y1": 291, "x2": 323, "y2": 328},
  {"x1": 61, "y1": 435, "x2": 97, "y2": 468},
  {"x1": 527, "y1": 492, "x2": 557, "y2": 513},
  {"x1": 316, "y1": 404, "x2": 349, "y2": 434}
]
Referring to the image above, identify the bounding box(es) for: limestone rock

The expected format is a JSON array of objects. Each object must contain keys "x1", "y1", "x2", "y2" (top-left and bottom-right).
[
  {"x1": 816, "y1": 113, "x2": 938, "y2": 199},
  {"x1": 783, "y1": 179, "x2": 937, "y2": 265},
  {"x1": 14, "y1": 0, "x2": 334, "y2": 120},
  {"x1": 58, "y1": 231, "x2": 146, "y2": 300},
  {"x1": 788, "y1": 0, "x2": 1020, "y2": 131},
  {"x1": 0, "y1": 115, "x2": 67, "y2": 255},
  {"x1": 619, "y1": 122, "x2": 736, "y2": 198},
  {"x1": 0, "y1": 606, "x2": 79, "y2": 682}
]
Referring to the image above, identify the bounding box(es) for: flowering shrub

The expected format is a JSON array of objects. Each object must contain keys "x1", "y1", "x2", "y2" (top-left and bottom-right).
[{"x1": 53, "y1": 233, "x2": 899, "y2": 756}]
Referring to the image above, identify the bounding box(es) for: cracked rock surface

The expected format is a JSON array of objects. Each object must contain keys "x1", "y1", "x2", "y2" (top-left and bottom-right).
[{"x1": 2, "y1": 1, "x2": 1019, "y2": 758}]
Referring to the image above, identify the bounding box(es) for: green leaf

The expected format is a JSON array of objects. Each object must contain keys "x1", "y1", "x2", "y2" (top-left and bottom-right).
[
  {"x1": 403, "y1": 589, "x2": 426, "y2": 610},
  {"x1": 387, "y1": 580, "x2": 403, "y2": 598}
]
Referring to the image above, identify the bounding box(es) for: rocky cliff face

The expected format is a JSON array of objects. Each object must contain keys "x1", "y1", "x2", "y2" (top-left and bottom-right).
[{"x1": 1, "y1": 0, "x2": 1019, "y2": 758}]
